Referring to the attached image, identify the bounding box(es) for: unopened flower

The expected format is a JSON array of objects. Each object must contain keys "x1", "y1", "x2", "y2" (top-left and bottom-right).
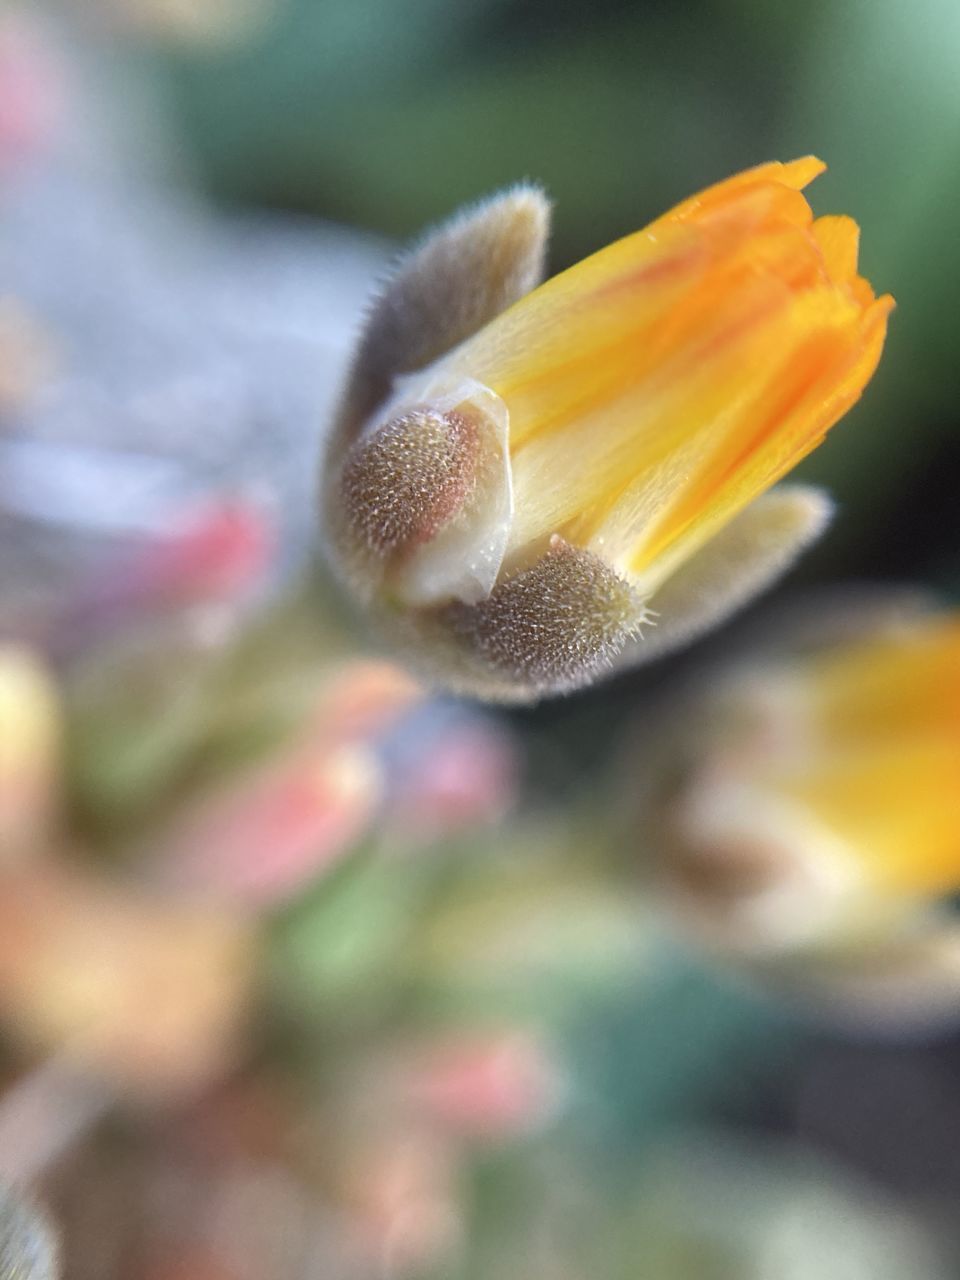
[
  {"x1": 321, "y1": 160, "x2": 892, "y2": 701},
  {"x1": 654, "y1": 608, "x2": 960, "y2": 1023}
]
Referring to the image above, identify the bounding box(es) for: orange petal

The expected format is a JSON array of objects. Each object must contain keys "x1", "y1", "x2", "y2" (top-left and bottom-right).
[
  {"x1": 812, "y1": 214, "x2": 860, "y2": 282},
  {"x1": 661, "y1": 156, "x2": 826, "y2": 226}
]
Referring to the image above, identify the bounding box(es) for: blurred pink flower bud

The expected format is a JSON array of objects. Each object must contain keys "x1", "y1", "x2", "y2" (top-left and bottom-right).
[
  {"x1": 0, "y1": 13, "x2": 61, "y2": 170},
  {"x1": 137, "y1": 500, "x2": 274, "y2": 606},
  {"x1": 155, "y1": 744, "x2": 380, "y2": 908},
  {"x1": 86, "y1": 498, "x2": 273, "y2": 621},
  {"x1": 313, "y1": 661, "x2": 425, "y2": 747},
  {"x1": 38, "y1": 498, "x2": 274, "y2": 662},
  {"x1": 386, "y1": 715, "x2": 517, "y2": 840},
  {"x1": 406, "y1": 1031, "x2": 561, "y2": 1140}
]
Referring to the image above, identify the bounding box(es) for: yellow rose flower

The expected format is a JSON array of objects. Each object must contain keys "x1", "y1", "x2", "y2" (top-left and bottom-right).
[{"x1": 321, "y1": 160, "x2": 892, "y2": 702}]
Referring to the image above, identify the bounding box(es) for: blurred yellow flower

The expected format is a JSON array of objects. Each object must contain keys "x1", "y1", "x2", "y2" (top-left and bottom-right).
[
  {"x1": 663, "y1": 611, "x2": 960, "y2": 960},
  {"x1": 323, "y1": 160, "x2": 892, "y2": 701}
]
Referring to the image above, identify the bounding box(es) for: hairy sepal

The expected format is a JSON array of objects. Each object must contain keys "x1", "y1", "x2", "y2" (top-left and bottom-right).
[
  {"x1": 615, "y1": 485, "x2": 834, "y2": 672},
  {"x1": 330, "y1": 184, "x2": 551, "y2": 457}
]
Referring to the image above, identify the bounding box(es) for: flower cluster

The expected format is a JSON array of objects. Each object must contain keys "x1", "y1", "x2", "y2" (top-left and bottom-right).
[{"x1": 0, "y1": 498, "x2": 621, "y2": 1278}]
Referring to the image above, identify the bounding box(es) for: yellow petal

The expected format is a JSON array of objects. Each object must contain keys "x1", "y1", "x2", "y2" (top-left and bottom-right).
[
  {"x1": 442, "y1": 157, "x2": 891, "y2": 595},
  {"x1": 732, "y1": 615, "x2": 960, "y2": 902}
]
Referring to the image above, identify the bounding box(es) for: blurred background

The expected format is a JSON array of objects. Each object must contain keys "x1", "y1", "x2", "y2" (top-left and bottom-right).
[{"x1": 1, "y1": 1, "x2": 959, "y2": 1277}]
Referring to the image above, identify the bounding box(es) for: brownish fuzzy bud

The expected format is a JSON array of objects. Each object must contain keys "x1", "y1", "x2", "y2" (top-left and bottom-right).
[
  {"x1": 444, "y1": 536, "x2": 643, "y2": 691},
  {"x1": 341, "y1": 409, "x2": 480, "y2": 560},
  {"x1": 333, "y1": 186, "x2": 549, "y2": 451}
]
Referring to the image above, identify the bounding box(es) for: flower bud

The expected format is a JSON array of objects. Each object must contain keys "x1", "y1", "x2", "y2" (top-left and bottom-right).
[
  {"x1": 650, "y1": 607, "x2": 960, "y2": 1025},
  {"x1": 320, "y1": 163, "x2": 891, "y2": 702}
]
